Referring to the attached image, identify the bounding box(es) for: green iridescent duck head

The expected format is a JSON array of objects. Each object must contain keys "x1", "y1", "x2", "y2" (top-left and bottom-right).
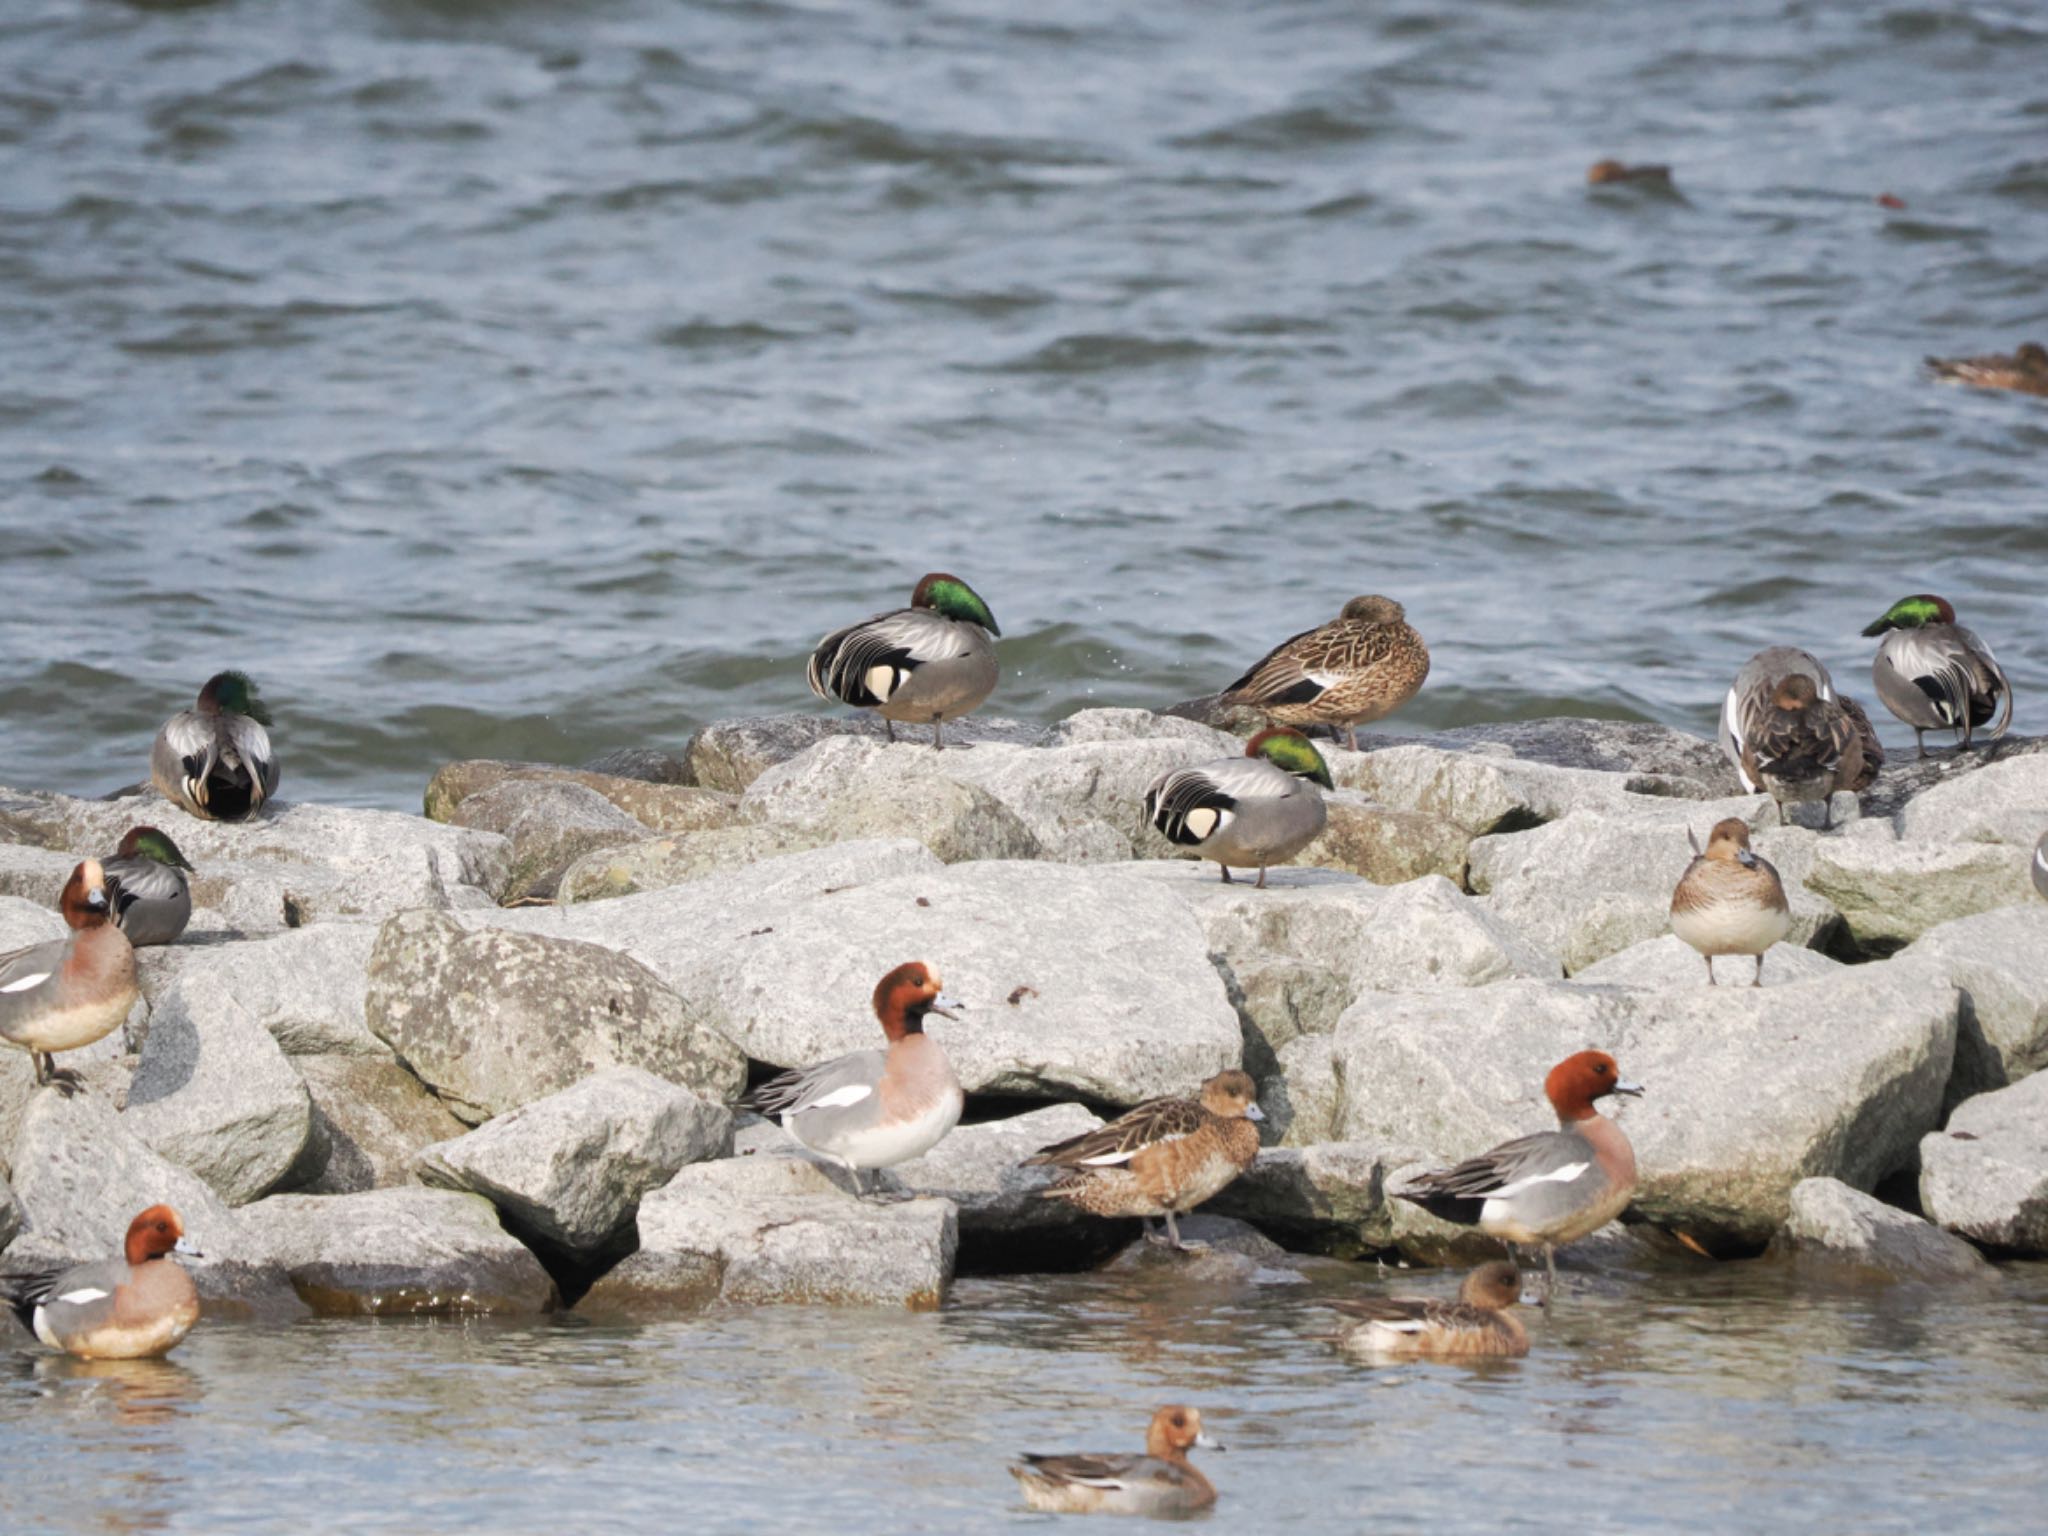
[
  {"x1": 197, "y1": 669, "x2": 275, "y2": 726},
  {"x1": 1246, "y1": 727, "x2": 1334, "y2": 789},
  {"x1": 116, "y1": 825, "x2": 195, "y2": 872},
  {"x1": 912, "y1": 573, "x2": 1000, "y2": 636},
  {"x1": 1861, "y1": 594, "x2": 1955, "y2": 638}
]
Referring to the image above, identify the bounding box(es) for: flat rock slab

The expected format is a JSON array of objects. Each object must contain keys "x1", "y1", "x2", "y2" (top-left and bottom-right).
[
  {"x1": 1778, "y1": 1177, "x2": 1992, "y2": 1281},
  {"x1": 1575, "y1": 933, "x2": 1845, "y2": 990},
  {"x1": 685, "y1": 713, "x2": 1039, "y2": 794},
  {"x1": 556, "y1": 823, "x2": 830, "y2": 905},
  {"x1": 448, "y1": 779, "x2": 652, "y2": 901},
  {"x1": 136, "y1": 924, "x2": 384, "y2": 1057},
  {"x1": 239, "y1": 1188, "x2": 557, "y2": 1315},
  {"x1": 1855, "y1": 734, "x2": 2048, "y2": 821},
  {"x1": 1807, "y1": 836, "x2": 2032, "y2": 950},
  {"x1": 885, "y1": 1103, "x2": 1104, "y2": 1237},
  {"x1": 287, "y1": 1054, "x2": 470, "y2": 1195},
  {"x1": 417, "y1": 1067, "x2": 733, "y2": 1251},
  {"x1": 1891, "y1": 750, "x2": 2048, "y2": 849},
  {"x1": 582, "y1": 1154, "x2": 956, "y2": 1312},
  {"x1": 424, "y1": 760, "x2": 735, "y2": 832},
  {"x1": 1902, "y1": 905, "x2": 2048, "y2": 1106},
  {"x1": 1920, "y1": 1071, "x2": 2048, "y2": 1256}
]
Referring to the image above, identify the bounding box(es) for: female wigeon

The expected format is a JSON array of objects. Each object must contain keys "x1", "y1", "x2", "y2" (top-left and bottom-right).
[
  {"x1": 151, "y1": 669, "x2": 280, "y2": 821},
  {"x1": 1925, "y1": 341, "x2": 2048, "y2": 398},
  {"x1": 1026, "y1": 1069, "x2": 1264, "y2": 1251},
  {"x1": 1145, "y1": 728, "x2": 1333, "y2": 888},
  {"x1": 1397, "y1": 1051, "x2": 1642, "y2": 1297},
  {"x1": 1216, "y1": 595, "x2": 1429, "y2": 751},
  {"x1": 102, "y1": 826, "x2": 196, "y2": 948},
  {"x1": 1011, "y1": 1405, "x2": 1219, "y2": 1517},
  {"x1": 1326, "y1": 1261, "x2": 1528, "y2": 1360},
  {"x1": 741, "y1": 961, "x2": 964, "y2": 1196},
  {"x1": 4, "y1": 1205, "x2": 202, "y2": 1360},
  {"x1": 806, "y1": 574, "x2": 1000, "y2": 749},
  {"x1": 1670, "y1": 817, "x2": 1791, "y2": 985},
  {"x1": 0, "y1": 859, "x2": 138, "y2": 1092},
  {"x1": 1861, "y1": 595, "x2": 2013, "y2": 757}
]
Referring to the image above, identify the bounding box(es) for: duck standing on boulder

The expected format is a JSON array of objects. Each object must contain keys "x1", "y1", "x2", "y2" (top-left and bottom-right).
[
  {"x1": 1670, "y1": 817, "x2": 1791, "y2": 985},
  {"x1": 152, "y1": 669, "x2": 280, "y2": 820},
  {"x1": 102, "y1": 826, "x2": 195, "y2": 948},
  {"x1": 1145, "y1": 727, "x2": 1332, "y2": 888},
  {"x1": 741, "y1": 961, "x2": 965, "y2": 1197},
  {"x1": 0, "y1": 859, "x2": 138, "y2": 1092},
  {"x1": 1026, "y1": 1068, "x2": 1264, "y2": 1252},
  {"x1": 3, "y1": 1205, "x2": 202, "y2": 1361},
  {"x1": 1720, "y1": 646, "x2": 1883, "y2": 803},
  {"x1": 805, "y1": 573, "x2": 999, "y2": 749},
  {"x1": 1861, "y1": 594, "x2": 2012, "y2": 757},
  {"x1": 1217, "y1": 594, "x2": 1429, "y2": 751},
  {"x1": 1739, "y1": 674, "x2": 1867, "y2": 828}
]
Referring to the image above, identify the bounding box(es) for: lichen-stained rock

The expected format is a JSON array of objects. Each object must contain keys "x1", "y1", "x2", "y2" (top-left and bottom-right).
[
  {"x1": 238, "y1": 1188, "x2": 556, "y2": 1315},
  {"x1": 364, "y1": 911, "x2": 746, "y2": 1123},
  {"x1": 286, "y1": 1054, "x2": 471, "y2": 1195},
  {"x1": 0, "y1": 1088, "x2": 303, "y2": 1318},
  {"x1": 425, "y1": 760, "x2": 735, "y2": 831},
  {"x1": 1316, "y1": 961, "x2": 1959, "y2": 1248},
  {"x1": 1294, "y1": 795, "x2": 1472, "y2": 886},
  {"x1": 1806, "y1": 835, "x2": 2030, "y2": 951},
  {"x1": 416, "y1": 1068, "x2": 733, "y2": 1251},
  {"x1": 884, "y1": 1103, "x2": 1104, "y2": 1238},
  {"x1": 1902, "y1": 906, "x2": 2048, "y2": 1106},
  {"x1": 684, "y1": 713, "x2": 1038, "y2": 795},
  {"x1": 555, "y1": 823, "x2": 830, "y2": 905},
  {"x1": 581, "y1": 1153, "x2": 957, "y2": 1312},
  {"x1": 1777, "y1": 1177, "x2": 1992, "y2": 1281},
  {"x1": 139, "y1": 924, "x2": 383, "y2": 1057},
  {"x1": 1470, "y1": 808, "x2": 1840, "y2": 972},
  {"x1": 1919, "y1": 1071, "x2": 2048, "y2": 1255},
  {"x1": 446, "y1": 779, "x2": 653, "y2": 902},
  {"x1": 1575, "y1": 933, "x2": 1846, "y2": 990}
]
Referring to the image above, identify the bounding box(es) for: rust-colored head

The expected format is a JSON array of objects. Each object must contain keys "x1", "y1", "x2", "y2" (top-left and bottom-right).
[
  {"x1": 1459, "y1": 1261, "x2": 1523, "y2": 1312},
  {"x1": 1144, "y1": 1406, "x2": 1213, "y2": 1461},
  {"x1": 1703, "y1": 817, "x2": 1758, "y2": 863},
  {"x1": 871, "y1": 961, "x2": 961, "y2": 1041},
  {"x1": 1543, "y1": 1050, "x2": 1643, "y2": 1122},
  {"x1": 58, "y1": 859, "x2": 113, "y2": 931},
  {"x1": 1198, "y1": 1069, "x2": 1265, "y2": 1124},
  {"x1": 1771, "y1": 674, "x2": 1820, "y2": 711},
  {"x1": 1340, "y1": 595, "x2": 1406, "y2": 624},
  {"x1": 124, "y1": 1205, "x2": 185, "y2": 1266}
]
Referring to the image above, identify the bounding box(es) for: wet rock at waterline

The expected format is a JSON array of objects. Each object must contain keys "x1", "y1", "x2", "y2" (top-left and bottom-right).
[{"x1": 1777, "y1": 1177, "x2": 1992, "y2": 1281}]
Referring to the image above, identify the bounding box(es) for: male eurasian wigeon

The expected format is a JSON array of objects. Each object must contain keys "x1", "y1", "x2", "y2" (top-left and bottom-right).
[
  {"x1": 806, "y1": 574, "x2": 1000, "y2": 749},
  {"x1": 1397, "y1": 1051, "x2": 1642, "y2": 1296},
  {"x1": 741, "y1": 961, "x2": 964, "y2": 1196},
  {"x1": 1860, "y1": 595, "x2": 2013, "y2": 757},
  {"x1": 1925, "y1": 341, "x2": 2048, "y2": 398},
  {"x1": 102, "y1": 826, "x2": 196, "y2": 948},
  {"x1": 1010, "y1": 1405, "x2": 1219, "y2": 1517},
  {"x1": 1026, "y1": 1069, "x2": 1264, "y2": 1251},
  {"x1": 1216, "y1": 595, "x2": 1429, "y2": 751},
  {"x1": 1670, "y1": 817, "x2": 1791, "y2": 985},
  {"x1": 1325, "y1": 1260, "x2": 1529, "y2": 1360},
  {"x1": 1145, "y1": 728, "x2": 1332, "y2": 887},
  {"x1": 151, "y1": 669, "x2": 280, "y2": 821},
  {"x1": 0, "y1": 859, "x2": 138, "y2": 1091},
  {"x1": 3, "y1": 1205, "x2": 202, "y2": 1360}
]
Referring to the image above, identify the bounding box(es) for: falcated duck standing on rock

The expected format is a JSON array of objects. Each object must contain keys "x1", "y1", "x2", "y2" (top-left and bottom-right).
[
  {"x1": 1324, "y1": 1260, "x2": 1529, "y2": 1360},
  {"x1": 1669, "y1": 817, "x2": 1791, "y2": 985},
  {"x1": 1217, "y1": 594, "x2": 1429, "y2": 750},
  {"x1": 1010, "y1": 1406, "x2": 1219, "y2": 1517},
  {"x1": 741, "y1": 961, "x2": 965, "y2": 1197},
  {"x1": 1026, "y1": 1068, "x2": 1265, "y2": 1251},
  {"x1": 0, "y1": 858, "x2": 138, "y2": 1091},
  {"x1": 1861, "y1": 594, "x2": 2012, "y2": 757},
  {"x1": 805, "y1": 572, "x2": 1000, "y2": 748},
  {"x1": 151, "y1": 669, "x2": 281, "y2": 821},
  {"x1": 102, "y1": 825, "x2": 195, "y2": 947},
  {"x1": 1145, "y1": 726, "x2": 1332, "y2": 888},
  {"x1": 3, "y1": 1205, "x2": 202, "y2": 1361}
]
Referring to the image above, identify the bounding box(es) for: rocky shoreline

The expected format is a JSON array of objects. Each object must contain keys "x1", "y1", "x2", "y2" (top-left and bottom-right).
[{"x1": 3, "y1": 706, "x2": 2045, "y2": 1332}]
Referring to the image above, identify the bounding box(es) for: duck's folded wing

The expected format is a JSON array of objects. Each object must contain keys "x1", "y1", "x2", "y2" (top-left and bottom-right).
[
  {"x1": 1025, "y1": 1097, "x2": 1203, "y2": 1167},
  {"x1": 222, "y1": 714, "x2": 279, "y2": 802},
  {"x1": 154, "y1": 712, "x2": 218, "y2": 787},
  {"x1": 0, "y1": 935, "x2": 63, "y2": 1001},
  {"x1": 806, "y1": 608, "x2": 967, "y2": 708},
  {"x1": 1954, "y1": 624, "x2": 2014, "y2": 738},
  {"x1": 1323, "y1": 1295, "x2": 1431, "y2": 1325},
  {"x1": 1402, "y1": 1130, "x2": 1583, "y2": 1200},
  {"x1": 1016, "y1": 1452, "x2": 1145, "y2": 1488},
  {"x1": 1220, "y1": 622, "x2": 1333, "y2": 706},
  {"x1": 741, "y1": 1048, "x2": 887, "y2": 1118},
  {"x1": 1145, "y1": 768, "x2": 1237, "y2": 846}
]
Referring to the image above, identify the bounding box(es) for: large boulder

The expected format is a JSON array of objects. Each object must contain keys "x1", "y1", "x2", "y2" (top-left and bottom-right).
[
  {"x1": 1902, "y1": 905, "x2": 2048, "y2": 1106},
  {"x1": 1575, "y1": 933, "x2": 1845, "y2": 989},
  {"x1": 1427, "y1": 718, "x2": 1738, "y2": 793},
  {"x1": 1294, "y1": 796, "x2": 1473, "y2": 886},
  {"x1": 1777, "y1": 1177, "x2": 1992, "y2": 1281},
  {"x1": 416, "y1": 1068, "x2": 732, "y2": 1250},
  {"x1": 1919, "y1": 1072, "x2": 2048, "y2": 1255},
  {"x1": 684, "y1": 713, "x2": 1037, "y2": 795},
  {"x1": 365, "y1": 910, "x2": 745, "y2": 1123},
  {"x1": 1304, "y1": 959, "x2": 1960, "y2": 1249},
  {"x1": 1207, "y1": 1141, "x2": 1395, "y2": 1253},
  {"x1": 137, "y1": 924, "x2": 384, "y2": 1058},
  {"x1": 884, "y1": 1103, "x2": 1105, "y2": 1244},
  {"x1": 556, "y1": 824, "x2": 830, "y2": 905},
  {"x1": 1336, "y1": 744, "x2": 1653, "y2": 834},
  {"x1": 1887, "y1": 744, "x2": 2048, "y2": 844},
  {"x1": 580, "y1": 1153, "x2": 956, "y2": 1312},
  {"x1": 425, "y1": 760, "x2": 735, "y2": 833},
  {"x1": 1806, "y1": 835, "x2": 2031, "y2": 951},
  {"x1": 1855, "y1": 734, "x2": 2048, "y2": 821},
  {"x1": 285, "y1": 1054, "x2": 471, "y2": 1194},
  {"x1": 446, "y1": 779, "x2": 653, "y2": 902},
  {"x1": 740, "y1": 737, "x2": 1046, "y2": 863},
  {"x1": 238, "y1": 1188, "x2": 556, "y2": 1314}
]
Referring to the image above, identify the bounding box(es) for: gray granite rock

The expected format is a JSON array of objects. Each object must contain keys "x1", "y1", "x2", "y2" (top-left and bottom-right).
[
  {"x1": 286, "y1": 1054, "x2": 470, "y2": 1194},
  {"x1": 579, "y1": 747, "x2": 692, "y2": 785},
  {"x1": 1778, "y1": 1177, "x2": 1992, "y2": 1280},
  {"x1": 885, "y1": 1103, "x2": 1104, "y2": 1238},
  {"x1": 555, "y1": 823, "x2": 830, "y2": 905},
  {"x1": 1859, "y1": 733, "x2": 2048, "y2": 823},
  {"x1": 1902, "y1": 905, "x2": 2048, "y2": 1106},
  {"x1": 1295, "y1": 795, "x2": 1473, "y2": 886},
  {"x1": 446, "y1": 779, "x2": 652, "y2": 902},
  {"x1": 1806, "y1": 835, "x2": 2031, "y2": 951},
  {"x1": 1207, "y1": 1141, "x2": 1397, "y2": 1252},
  {"x1": 684, "y1": 713, "x2": 1038, "y2": 795},
  {"x1": 425, "y1": 760, "x2": 731, "y2": 830},
  {"x1": 1919, "y1": 1072, "x2": 2048, "y2": 1255},
  {"x1": 1575, "y1": 933, "x2": 1846, "y2": 990},
  {"x1": 139, "y1": 924, "x2": 384, "y2": 1058}
]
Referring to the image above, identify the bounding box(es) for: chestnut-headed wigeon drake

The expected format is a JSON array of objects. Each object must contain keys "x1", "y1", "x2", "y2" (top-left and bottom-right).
[
  {"x1": 102, "y1": 826, "x2": 196, "y2": 948},
  {"x1": 0, "y1": 859, "x2": 138, "y2": 1092},
  {"x1": 1670, "y1": 817, "x2": 1791, "y2": 985},
  {"x1": 1216, "y1": 595, "x2": 1429, "y2": 751},
  {"x1": 1010, "y1": 1405, "x2": 1219, "y2": 1517},
  {"x1": 1925, "y1": 341, "x2": 2048, "y2": 398},
  {"x1": 1026, "y1": 1069, "x2": 1264, "y2": 1251},
  {"x1": 1145, "y1": 728, "x2": 1332, "y2": 888},
  {"x1": 3, "y1": 1205, "x2": 202, "y2": 1360},
  {"x1": 1325, "y1": 1260, "x2": 1529, "y2": 1360},
  {"x1": 741, "y1": 961, "x2": 964, "y2": 1196},
  {"x1": 806, "y1": 574, "x2": 999, "y2": 749},
  {"x1": 1397, "y1": 1051, "x2": 1642, "y2": 1296},
  {"x1": 1861, "y1": 594, "x2": 2013, "y2": 757},
  {"x1": 151, "y1": 669, "x2": 280, "y2": 821}
]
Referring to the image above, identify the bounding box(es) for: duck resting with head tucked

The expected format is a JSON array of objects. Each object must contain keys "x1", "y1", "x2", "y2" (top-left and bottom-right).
[
  {"x1": 1145, "y1": 727, "x2": 1332, "y2": 888},
  {"x1": 102, "y1": 826, "x2": 196, "y2": 948},
  {"x1": 1861, "y1": 594, "x2": 2012, "y2": 757},
  {"x1": 1324, "y1": 1260, "x2": 1529, "y2": 1360},
  {"x1": 1720, "y1": 646, "x2": 1883, "y2": 813},
  {"x1": 1740, "y1": 674, "x2": 1867, "y2": 828},
  {"x1": 806, "y1": 573, "x2": 999, "y2": 749},
  {"x1": 151, "y1": 670, "x2": 280, "y2": 822},
  {"x1": 1218, "y1": 595, "x2": 1428, "y2": 751},
  {"x1": 1011, "y1": 1406, "x2": 1220, "y2": 1518}
]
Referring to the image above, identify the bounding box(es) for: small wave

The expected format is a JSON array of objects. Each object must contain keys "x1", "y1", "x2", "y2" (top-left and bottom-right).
[{"x1": 982, "y1": 334, "x2": 1215, "y2": 375}]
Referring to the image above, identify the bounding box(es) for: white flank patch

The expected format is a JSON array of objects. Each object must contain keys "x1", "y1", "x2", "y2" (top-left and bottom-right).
[
  {"x1": 0, "y1": 972, "x2": 49, "y2": 994},
  {"x1": 1373, "y1": 1319, "x2": 1426, "y2": 1335},
  {"x1": 56, "y1": 1288, "x2": 109, "y2": 1306},
  {"x1": 863, "y1": 664, "x2": 898, "y2": 702},
  {"x1": 1184, "y1": 808, "x2": 1219, "y2": 839},
  {"x1": 1483, "y1": 1161, "x2": 1590, "y2": 1201},
  {"x1": 1077, "y1": 1149, "x2": 1139, "y2": 1167},
  {"x1": 805, "y1": 1083, "x2": 874, "y2": 1111}
]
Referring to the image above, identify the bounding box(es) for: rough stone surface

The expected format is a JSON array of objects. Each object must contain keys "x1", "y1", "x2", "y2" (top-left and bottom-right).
[
  {"x1": 447, "y1": 779, "x2": 653, "y2": 901},
  {"x1": 0, "y1": 1171, "x2": 18, "y2": 1255},
  {"x1": 1295, "y1": 795, "x2": 1473, "y2": 886},
  {"x1": 741, "y1": 737, "x2": 1046, "y2": 863},
  {"x1": 1207, "y1": 1141, "x2": 1395, "y2": 1251},
  {"x1": 556, "y1": 823, "x2": 830, "y2": 904},
  {"x1": 935, "y1": 736, "x2": 1236, "y2": 858},
  {"x1": 287, "y1": 1054, "x2": 470, "y2": 1195},
  {"x1": 1778, "y1": 1177, "x2": 1992, "y2": 1280},
  {"x1": 1920, "y1": 1071, "x2": 2048, "y2": 1255},
  {"x1": 1893, "y1": 753, "x2": 2048, "y2": 850},
  {"x1": 426, "y1": 760, "x2": 733, "y2": 831},
  {"x1": 582, "y1": 1153, "x2": 957, "y2": 1312},
  {"x1": 1428, "y1": 718, "x2": 1740, "y2": 793},
  {"x1": 1336, "y1": 744, "x2": 1653, "y2": 833},
  {"x1": 416, "y1": 1068, "x2": 733, "y2": 1250},
  {"x1": 239, "y1": 1188, "x2": 556, "y2": 1315},
  {"x1": 1860, "y1": 733, "x2": 2048, "y2": 823},
  {"x1": 1806, "y1": 836, "x2": 2031, "y2": 950},
  {"x1": 1575, "y1": 933, "x2": 1847, "y2": 989},
  {"x1": 1035, "y1": 709, "x2": 1241, "y2": 751},
  {"x1": 886, "y1": 1103, "x2": 1104, "y2": 1237},
  {"x1": 684, "y1": 713, "x2": 1038, "y2": 795},
  {"x1": 140, "y1": 924, "x2": 383, "y2": 1058},
  {"x1": 0, "y1": 842, "x2": 79, "y2": 907},
  {"x1": 1903, "y1": 905, "x2": 2048, "y2": 1106},
  {"x1": 366, "y1": 910, "x2": 745, "y2": 1123},
  {"x1": 579, "y1": 747, "x2": 692, "y2": 785}
]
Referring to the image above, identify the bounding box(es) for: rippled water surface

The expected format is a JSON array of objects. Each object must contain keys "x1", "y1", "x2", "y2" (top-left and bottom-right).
[
  {"x1": 2, "y1": 0, "x2": 2045, "y2": 806},
  {"x1": 4, "y1": 1264, "x2": 2048, "y2": 1534}
]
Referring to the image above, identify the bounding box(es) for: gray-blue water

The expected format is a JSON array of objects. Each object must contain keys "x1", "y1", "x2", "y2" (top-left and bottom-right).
[{"x1": 1, "y1": 0, "x2": 2044, "y2": 809}]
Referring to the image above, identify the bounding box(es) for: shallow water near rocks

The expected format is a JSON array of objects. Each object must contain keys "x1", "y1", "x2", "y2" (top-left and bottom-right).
[{"x1": 5, "y1": 1262, "x2": 2046, "y2": 1533}]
